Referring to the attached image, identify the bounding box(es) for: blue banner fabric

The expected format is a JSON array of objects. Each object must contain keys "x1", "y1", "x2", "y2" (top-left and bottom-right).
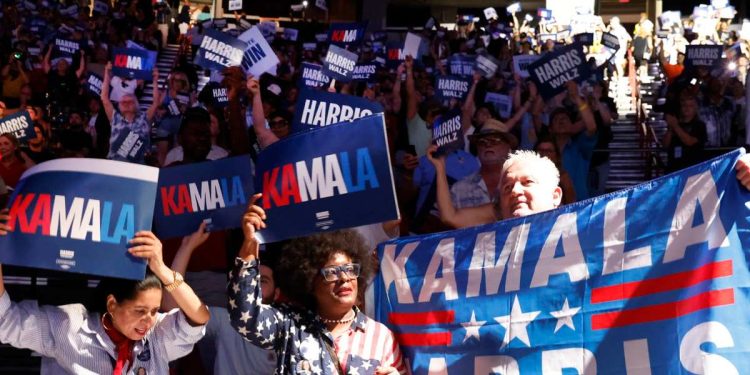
[
  {"x1": 111, "y1": 47, "x2": 158, "y2": 80},
  {"x1": 375, "y1": 149, "x2": 750, "y2": 374},
  {"x1": 292, "y1": 88, "x2": 384, "y2": 133},
  {"x1": 254, "y1": 114, "x2": 399, "y2": 243},
  {"x1": 153, "y1": 155, "x2": 254, "y2": 239},
  {"x1": 0, "y1": 159, "x2": 159, "y2": 280}
]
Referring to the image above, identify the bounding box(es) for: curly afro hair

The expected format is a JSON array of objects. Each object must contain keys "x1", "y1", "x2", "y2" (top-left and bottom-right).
[{"x1": 275, "y1": 230, "x2": 374, "y2": 310}]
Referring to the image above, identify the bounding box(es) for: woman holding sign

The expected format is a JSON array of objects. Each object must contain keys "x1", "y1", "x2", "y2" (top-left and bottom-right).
[
  {"x1": 0, "y1": 213, "x2": 210, "y2": 374},
  {"x1": 229, "y1": 194, "x2": 408, "y2": 375}
]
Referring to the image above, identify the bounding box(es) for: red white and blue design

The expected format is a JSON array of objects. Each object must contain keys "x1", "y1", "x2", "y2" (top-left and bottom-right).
[
  {"x1": 375, "y1": 149, "x2": 750, "y2": 374},
  {"x1": 0, "y1": 159, "x2": 159, "y2": 280}
]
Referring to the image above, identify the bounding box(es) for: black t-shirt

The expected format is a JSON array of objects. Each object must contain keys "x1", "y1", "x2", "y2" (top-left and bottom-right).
[
  {"x1": 667, "y1": 117, "x2": 707, "y2": 172},
  {"x1": 20, "y1": 146, "x2": 55, "y2": 164},
  {"x1": 47, "y1": 70, "x2": 79, "y2": 107}
]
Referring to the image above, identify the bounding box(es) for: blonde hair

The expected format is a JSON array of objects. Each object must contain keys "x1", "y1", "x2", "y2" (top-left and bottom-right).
[{"x1": 501, "y1": 150, "x2": 560, "y2": 188}]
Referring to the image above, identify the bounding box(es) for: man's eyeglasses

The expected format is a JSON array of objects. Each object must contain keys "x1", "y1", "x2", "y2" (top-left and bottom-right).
[
  {"x1": 474, "y1": 136, "x2": 505, "y2": 147},
  {"x1": 319, "y1": 263, "x2": 361, "y2": 282}
]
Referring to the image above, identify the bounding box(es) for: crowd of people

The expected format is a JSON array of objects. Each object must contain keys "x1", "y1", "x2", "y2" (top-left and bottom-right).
[{"x1": 0, "y1": 0, "x2": 749, "y2": 373}]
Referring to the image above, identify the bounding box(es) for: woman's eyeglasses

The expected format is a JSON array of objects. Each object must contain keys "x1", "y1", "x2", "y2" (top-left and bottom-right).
[{"x1": 319, "y1": 263, "x2": 361, "y2": 282}]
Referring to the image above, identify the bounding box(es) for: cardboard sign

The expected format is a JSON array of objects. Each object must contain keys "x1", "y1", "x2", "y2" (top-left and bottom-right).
[
  {"x1": 194, "y1": 29, "x2": 247, "y2": 71},
  {"x1": 54, "y1": 38, "x2": 80, "y2": 58},
  {"x1": 254, "y1": 114, "x2": 398, "y2": 243},
  {"x1": 449, "y1": 54, "x2": 476, "y2": 76},
  {"x1": 328, "y1": 22, "x2": 367, "y2": 47},
  {"x1": 485, "y1": 92, "x2": 513, "y2": 119},
  {"x1": 506, "y1": 2, "x2": 521, "y2": 14},
  {"x1": 528, "y1": 42, "x2": 591, "y2": 99},
  {"x1": 432, "y1": 108, "x2": 464, "y2": 155},
  {"x1": 110, "y1": 131, "x2": 148, "y2": 163},
  {"x1": 85, "y1": 72, "x2": 106, "y2": 96},
  {"x1": 283, "y1": 28, "x2": 299, "y2": 41},
  {"x1": 111, "y1": 48, "x2": 157, "y2": 80},
  {"x1": 484, "y1": 7, "x2": 498, "y2": 21},
  {"x1": 538, "y1": 8, "x2": 552, "y2": 20},
  {"x1": 352, "y1": 63, "x2": 378, "y2": 82},
  {"x1": 0, "y1": 111, "x2": 36, "y2": 141},
  {"x1": 684, "y1": 45, "x2": 724, "y2": 68},
  {"x1": 293, "y1": 88, "x2": 384, "y2": 132},
  {"x1": 228, "y1": 0, "x2": 242, "y2": 11},
  {"x1": 154, "y1": 155, "x2": 253, "y2": 239},
  {"x1": 573, "y1": 33, "x2": 594, "y2": 46},
  {"x1": 375, "y1": 149, "x2": 750, "y2": 374},
  {"x1": 323, "y1": 45, "x2": 358, "y2": 82},
  {"x1": 93, "y1": 0, "x2": 109, "y2": 14},
  {"x1": 434, "y1": 75, "x2": 472, "y2": 101},
  {"x1": 200, "y1": 82, "x2": 229, "y2": 108},
  {"x1": 300, "y1": 62, "x2": 331, "y2": 89},
  {"x1": 600, "y1": 32, "x2": 621, "y2": 63},
  {"x1": 403, "y1": 32, "x2": 422, "y2": 59},
  {"x1": 659, "y1": 11, "x2": 682, "y2": 29},
  {"x1": 386, "y1": 42, "x2": 405, "y2": 69},
  {"x1": 475, "y1": 53, "x2": 499, "y2": 78},
  {"x1": 512, "y1": 54, "x2": 539, "y2": 78},
  {"x1": 238, "y1": 26, "x2": 280, "y2": 77},
  {"x1": 0, "y1": 159, "x2": 159, "y2": 280}
]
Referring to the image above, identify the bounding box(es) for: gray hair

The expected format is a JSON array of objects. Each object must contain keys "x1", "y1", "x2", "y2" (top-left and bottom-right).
[{"x1": 501, "y1": 150, "x2": 560, "y2": 189}]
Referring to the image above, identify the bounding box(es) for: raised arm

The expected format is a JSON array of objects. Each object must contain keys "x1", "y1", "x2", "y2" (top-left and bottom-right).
[
  {"x1": 128, "y1": 231, "x2": 210, "y2": 326},
  {"x1": 505, "y1": 81, "x2": 537, "y2": 130},
  {"x1": 42, "y1": 47, "x2": 52, "y2": 74},
  {"x1": 405, "y1": 56, "x2": 418, "y2": 121},
  {"x1": 568, "y1": 81, "x2": 597, "y2": 136},
  {"x1": 75, "y1": 50, "x2": 86, "y2": 78},
  {"x1": 426, "y1": 145, "x2": 496, "y2": 228},
  {"x1": 101, "y1": 62, "x2": 115, "y2": 123},
  {"x1": 391, "y1": 63, "x2": 403, "y2": 113},
  {"x1": 146, "y1": 68, "x2": 161, "y2": 123},
  {"x1": 461, "y1": 72, "x2": 481, "y2": 133},
  {"x1": 247, "y1": 78, "x2": 278, "y2": 148},
  {"x1": 161, "y1": 221, "x2": 209, "y2": 312},
  {"x1": 224, "y1": 67, "x2": 252, "y2": 156}
]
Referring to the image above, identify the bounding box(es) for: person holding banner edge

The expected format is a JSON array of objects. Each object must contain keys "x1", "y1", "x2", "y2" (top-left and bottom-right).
[
  {"x1": 0, "y1": 212, "x2": 210, "y2": 374},
  {"x1": 229, "y1": 194, "x2": 407, "y2": 375}
]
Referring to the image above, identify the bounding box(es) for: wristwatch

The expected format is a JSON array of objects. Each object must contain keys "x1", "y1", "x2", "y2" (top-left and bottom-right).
[{"x1": 164, "y1": 270, "x2": 184, "y2": 292}]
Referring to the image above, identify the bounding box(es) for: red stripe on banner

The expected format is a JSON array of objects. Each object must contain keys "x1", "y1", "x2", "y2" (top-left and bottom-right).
[
  {"x1": 389, "y1": 310, "x2": 455, "y2": 326},
  {"x1": 591, "y1": 288, "x2": 734, "y2": 330},
  {"x1": 591, "y1": 260, "x2": 733, "y2": 304},
  {"x1": 397, "y1": 332, "x2": 452, "y2": 346}
]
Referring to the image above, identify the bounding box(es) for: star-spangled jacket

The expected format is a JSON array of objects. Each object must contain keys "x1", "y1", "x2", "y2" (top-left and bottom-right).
[
  {"x1": 0, "y1": 291, "x2": 205, "y2": 374},
  {"x1": 229, "y1": 258, "x2": 408, "y2": 375}
]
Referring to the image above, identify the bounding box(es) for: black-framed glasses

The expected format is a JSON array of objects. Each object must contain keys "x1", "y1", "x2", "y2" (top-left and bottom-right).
[
  {"x1": 475, "y1": 136, "x2": 505, "y2": 147},
  {"x1": 319, "y1": 263, "x2": 361, "y2": 282}
]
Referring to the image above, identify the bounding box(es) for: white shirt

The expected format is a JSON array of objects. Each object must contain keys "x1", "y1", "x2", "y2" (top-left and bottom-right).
[
  {"x1": 0, "y1": 291, "x2": 205, "y2": 374},
  {"x1": 109, "y1": 76, "x2": 138, "y2": 102}
]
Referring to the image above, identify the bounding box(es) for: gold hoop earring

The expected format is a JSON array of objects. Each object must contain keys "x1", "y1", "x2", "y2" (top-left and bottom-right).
[{"x1": 101, "y1": 312, "x2": 114, "y2": 331}]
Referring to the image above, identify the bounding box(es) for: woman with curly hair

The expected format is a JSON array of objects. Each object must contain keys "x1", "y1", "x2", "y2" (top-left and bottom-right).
[{"x1": 228, "y1": 194, "x2": 408, "y2": 375}]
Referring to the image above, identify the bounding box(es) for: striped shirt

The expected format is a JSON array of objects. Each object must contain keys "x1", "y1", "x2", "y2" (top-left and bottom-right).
[
  {"x1": 228, "y1": 258, "x2": 408, "y2": 375},
  {"x1": 0, "y1": 291, "x2": 205, "y2": 374}
]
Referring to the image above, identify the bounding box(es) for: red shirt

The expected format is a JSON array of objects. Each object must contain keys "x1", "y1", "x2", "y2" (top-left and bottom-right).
[{"x1": 0, "y1": 157, "x2": 27, "y2": 188}]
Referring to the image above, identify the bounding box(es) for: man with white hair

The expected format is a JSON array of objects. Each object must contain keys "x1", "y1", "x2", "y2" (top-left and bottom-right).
[
  {"x1": 429, "y1": 149, "x2": 562, "y2": 227},
  {"x1": 608, "y1": 16, "x2": 632, "y2": 80}
]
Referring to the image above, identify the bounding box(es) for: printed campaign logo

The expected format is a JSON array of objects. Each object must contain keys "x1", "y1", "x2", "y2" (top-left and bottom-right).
[
  {"x1": 376, "y1": 150, "x2": 750, "y2": 374},
  {"x1": 238, "y1": 26, "x2": 280, "y2": 77},
  {"x1": 194, "y1": 29, "x2": 247, "y2": 71},
  {"x1": 0, "y1": 111, "x2": 36, "y2": 141},
  {"x1": 328, "y1": 22, "x2": 367, "y2": 47},
  {"x1": 315, "y1": 210, "x2": 333, "y2": 230},
  {"x1": 434, "y1": 75, "x2": 472, "y2": 101},
  {"x1": 528, "y1": 42, "x2": 591, "y2": 99},
  {"x1": 299, "y1": 62, "x2": 331, "y2": 89},
  {"x1": 449, "y1": 54, "x2": 476, "y2": 76},
  {"x1": 56, "y1": 249, "x2": 75, "y2": 270},
  {"x1": 112, "y1": 48, "x2": 157, "y2": 80},
  {"x1": 323, "y1": 45, "x2": 358, "y2": 82}
]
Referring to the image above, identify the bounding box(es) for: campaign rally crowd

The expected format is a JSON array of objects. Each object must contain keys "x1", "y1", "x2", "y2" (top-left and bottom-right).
[{"x1": 0, "y1": 0, "x2": 749, "y2": 373}]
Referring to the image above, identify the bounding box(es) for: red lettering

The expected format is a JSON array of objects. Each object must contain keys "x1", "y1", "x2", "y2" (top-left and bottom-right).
[
  {"x1": 114, "y1": 54, "x2": 127, "y2": 67},
  {"x1": 332, "y1": 30, "x2": 343, "y2": 42},
  {"x1": 7, "y1": 193, "x2": 35, "y2": 233},
  {"x1": 177, "y1": 185, "x2": 193, "y2": 213},
  {"x1": 262, "y1": 167, "x2": 284, "y2": 209},
  {"x1": 161, "y1": 186, "x2": 180, "y2": 216},
  {"x1": 27, "y1": 193, "x2": 51, "y2": 235},
  {"x1": 388, "y1": 49, "x2": 399, "y2": 60},
  {"x1": 280, "y1": 164, "x2": 301, "y2": 205}
]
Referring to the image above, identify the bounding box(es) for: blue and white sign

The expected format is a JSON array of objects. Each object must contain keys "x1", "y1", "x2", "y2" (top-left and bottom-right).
[
  {"x1": 513, "y1": 55, "x2": 540, "y2": 78},
  {"x1": 292, "y1": 88, "x2": 384, "y2": 133},
  {"x1": 352, "y1": 63, "x2": 378, "y2": 82},
  {"x1": 432, "y1": 108, "x2": 464, "y2": 155},
  {"x1": 0, "y1": 111, "x2": 36, "y2": 141},
  {"x1": 238, "y1": 26, "x2": 280, "y2": 77},
  {"x1": 323, "y1": 45, "x2": 358, "y2": 82},
  {"x1": 112, "y1": 47, "x2": 157, "y2": 80},
  {"x1": 328, "y1": 22, "x2": 367, "y2": 47},
  {"x1": 93, "y1": 0, "x2": 109, "y2": 13},
  {"x1": 434, "y1": 75, "x2": 472, "y2": 101},
  {"x1": 573, "y1": 32, "x2": 594, "y2": 46},
  {"x1": 449, "y1": 54, "x2": 476, "y2": 76},
  {"x1": 194, "y1": 29, "x2": 247, "y2": 71},
  {"x1": 475, "y1": 53, "x2": 500, "y2": 78},
  {"x1": 299, "y1": 62, "x2": 331, "y2": 89},
  {"x1": 110, "y1": 131, "x2": 148, "y2": 164},
  {"x1": 376, "y1": 149, "x2": 750, "y2": 374},
  {"x1": 53, "y1": 38, "x2": 80, "y2": 59},
  {"x1": 528, "y1": 42, "x2": 591, "y2": 99},
  {"x1": 685, "y1": 45, "x2": 724, "y2": 68},
  {"x1": 0, "y1": 159, "x2": 159, "y2": 280},
  {"x1": 387, "y1": 42, "x2": 405, "y2": 69},
  {"x1": 154, "y1": 155, "x2": 253, "y2": 239},
  {"x1": 485, "y1": 92, "x2": 513, "y2": 119},
  {"x1": 255, "y1": 114, "x2": 398, "y2": 243},
  {"x1": 85, "y1": 72, "x2": 105, "y2": 96}
]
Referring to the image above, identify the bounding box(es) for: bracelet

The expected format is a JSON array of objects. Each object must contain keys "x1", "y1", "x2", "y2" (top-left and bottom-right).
[
  {"x1": 164, "y1": 270, "x2": 184, "y2": 292},
  {"x1": 578, "y1": 103, "x2": 589, "y2": 111}
]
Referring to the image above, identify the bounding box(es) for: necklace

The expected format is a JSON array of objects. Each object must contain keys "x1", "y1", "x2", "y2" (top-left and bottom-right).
[{"x1": 320, "y1": 310, "x2": 356, "y2": 325}]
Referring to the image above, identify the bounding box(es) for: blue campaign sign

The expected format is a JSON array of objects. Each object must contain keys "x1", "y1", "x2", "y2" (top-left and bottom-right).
[
  {"x1": 194, "y1": 29, "x2": 247, "y2": 71},
  {"x1": 375, "y1": 149, "x2": 750, "y2": 374},
  {"x1": 110, "y1": 130, "x2": 148, "y2": 164},
  {"x1": 573, "y1": 32, "x2": 594, "y2": 46},
  {"x1": 685, "y1": 45, "x2": 724, "y2": 68},
  {"x1": 386, "y1": 42, "x2": 405, "y2": 69},
  {"x1": 432, "y1": 108, "x2": 463, "y2": 155},
  {"x1": 434, "y1": 75, "x2": 472, "y2": 101},
  {"x1": 328, "y1": 22, "x2": 367, "y2": 47},
  {"x1": 254, "y1": 114, "x2": 399, "y2": 243},
  {"x1": 154, "y1": 155, "x2": 254, "y2": 239},
  {"x1": 0, "y1": 159, "x2": 159, "y2": 280},
  {"x1": 111, "y1": 47, "x2": 157, "y2": 80},
  {"x1": 292, "y1": 88, "x2": 384, "y2": 133},
  {"x1": 352, "y1": 63, "x2": 378, "y2": 82},
  {"x1": 84, "y1": 72, "x2": 105, "y2": 96},
  {"x1": 299, "y1": 62, "x2": 331, "y2": 89},
  {"x1": 323, "y1": 45, "x2": 358, "y2": 82},
  {"x1": 0, "y1": 111, "x2": 36, "y2": 142},
  {"x1": 528, "y1": 42, "x2": 592, "y2": 100},
  {"x1": 449, "y1": 54, "x2": 476, "y2": 76},
  {"x1": 53, "y1": 38, "x2": 80, "y2": 59}
]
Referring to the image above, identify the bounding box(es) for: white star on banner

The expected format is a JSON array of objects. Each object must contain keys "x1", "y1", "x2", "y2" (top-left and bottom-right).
[
  {"x1": 232, "y1": 282, "x2": 240, "y2": 294},
  {"x1": 238, "y1": 326, "x2": 249, "y2": 336},
  {"x1": 228, "y1": 298, "x2": 237, "y2": 310},
  {"x1": 549, "y1": 298, "x2": 581, "y2": 333},
  {"x1": 494, "y1": 295, "x2": 541, "y2": 348},
  {"x1": 240, "y1": 310, "x2": 251, "y2": 323},
  {"x1": 461, "y1": 310, "x2": 486, "y2": 343}
]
